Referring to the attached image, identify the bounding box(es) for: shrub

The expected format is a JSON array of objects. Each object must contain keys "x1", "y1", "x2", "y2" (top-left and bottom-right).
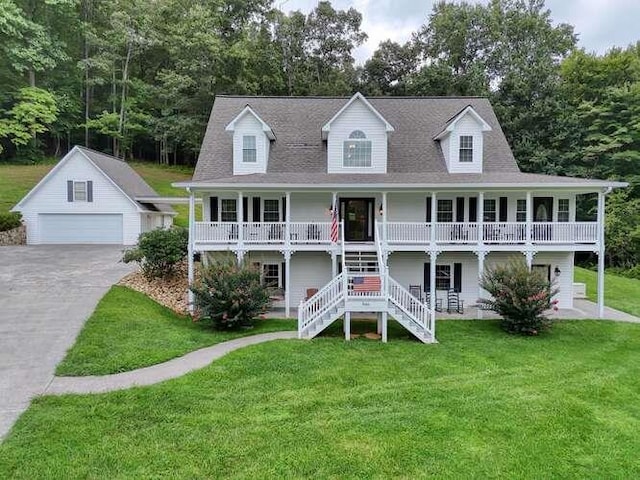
[
  {"x1": 191, "y1": 260, "x2": 271, "y2": 330},
  {"x1": 0, "y1": 212, "x2": 22, "y2": 232},
  {"x1": 478, "y1": 257, "x2": 559, "y2": 335},
  {"x1": 122, "y1": 227, "x2": 188, "y2": 279}
]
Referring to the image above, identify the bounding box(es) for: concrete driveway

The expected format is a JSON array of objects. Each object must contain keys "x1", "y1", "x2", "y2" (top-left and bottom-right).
[{"x1": 0, "y1": 245, "x2": 134, "y2": 440}]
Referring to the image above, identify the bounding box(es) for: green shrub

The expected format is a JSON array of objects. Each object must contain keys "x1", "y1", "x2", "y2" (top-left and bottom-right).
[
  {"x1": 0, "y1": 212, "x2": 22, "y2": 232},
  {"x1": 478, "y1": 257, "x2": 559, "y2": 335},
  {"x1": 191, "y1": 260, "x2": 271, "y2": 330},
  {"x1": 608, "y1": 265, "x2": 640, "y2": 280},
  {"x1": 122, "y1": 227, "x2": 188, "y2": 278}
]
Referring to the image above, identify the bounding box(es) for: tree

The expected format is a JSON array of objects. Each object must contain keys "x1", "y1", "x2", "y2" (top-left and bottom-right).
[
  {"x1": 361, "y1": 40, "x2": 418, "y2": 95},
  {"x1": 0, "y1": 87, "x2": 57, "y2": 153}
]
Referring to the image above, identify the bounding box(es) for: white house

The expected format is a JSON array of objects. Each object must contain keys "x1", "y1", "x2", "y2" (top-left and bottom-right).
[
  {"x1": 13, "y1": 146, "x2": 176, "y2": 245},
  {"x1": 174, "y1": 93, "x2": 626, "y2": 343}
]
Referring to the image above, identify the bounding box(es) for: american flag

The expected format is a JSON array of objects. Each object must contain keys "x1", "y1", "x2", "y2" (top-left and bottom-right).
[
  {"x1": 330, "y1": 199, "x2": 339, "y2": 243},
  {"x1": 353, "y1": 276, "x2": 381, "y2": 292}
]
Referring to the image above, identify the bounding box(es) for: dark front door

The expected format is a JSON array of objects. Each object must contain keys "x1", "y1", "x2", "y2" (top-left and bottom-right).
[
  {"x1": 533, "y1": 197, "x2": 553, "y2": 222},
  {"x1": 340, "y1": 198, "x2": 374, "y2": 242}
]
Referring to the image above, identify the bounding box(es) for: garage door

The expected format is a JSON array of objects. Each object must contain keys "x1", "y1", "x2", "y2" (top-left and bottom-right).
[{"x1": 38, "y1": 214, "x2": 123, "y2": 244}]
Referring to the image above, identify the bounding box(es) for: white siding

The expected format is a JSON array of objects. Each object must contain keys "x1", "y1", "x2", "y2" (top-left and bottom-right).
[
  {"x1": 18, "y1": 150, "x2": 140, "y2": 245},
  {"x1": 327, "y1": 99, "x2": 388, "y2": 174},
  {"x1": 232, "y1": 114, "x2": 269, "y2": 175},
  {"x1": 141, "y1": 213, "x2": 173, "y2": 233},
  {"x1": 446, "y1": 114, "x2": 484, "y2": 174}
]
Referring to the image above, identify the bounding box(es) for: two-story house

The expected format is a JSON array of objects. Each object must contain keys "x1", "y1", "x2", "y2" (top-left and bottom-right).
[{"x1": 174, "y1": 93, "x2": 626, "y2": 343}]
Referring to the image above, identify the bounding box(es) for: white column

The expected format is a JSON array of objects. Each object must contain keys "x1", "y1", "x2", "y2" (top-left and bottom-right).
[
  {"x1": 430, "y1": 191, "x2": 437, "y2": 245},
  {"x1": 597, "y1": 190, "x2": 606, "y2": 318},
  {"x1": 284, "y1": 251, "x2": 292, "y2": 318},
  {"x1": 344, "y1": 311, "x2": 351, "y2": 341},
  {"x1": 429, "y1": 251, "x2": 438, "y2": 323},
  {"x1": 187, "y1": 188, "x2": 195, "y2": 312},
  {"x1": 377, "y1": 312, "x2": 382, "y2": 334},
  {"x1": 381, "y1": 311, "x2": 388, "y2": 343},
  {"x1": 237, "y1": 191, "x2": 244, "y2": 247},
  {"x1": 331, "y1": 251, "x2": 338, "y2": 277},
  {"x1": 526, "y1": 191, "x2": 532, "y2": 245},
  {"x1": 382, "y1": 191, "x2": 388, "y2": 243},
  {"x1": 478, "y1": 191, "x2": 484, "y2": 246},
  {"x1": 285, "y1": 191, "x2": 291, "y2": 247},
  {"x1": 477, "y1": 251, "x2": 486, "y2": 320}
]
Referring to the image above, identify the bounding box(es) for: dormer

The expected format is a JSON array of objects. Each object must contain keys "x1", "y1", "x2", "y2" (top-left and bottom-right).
[
  {"x1": 434, "y1": 105, "x2": 492, "y2": 174},
  {"x1": 226, "y1": 105, "x2": 275, "y2": 175},
  {"x1": 322, "y1": 92, "x2": 394, "y2": 174}
]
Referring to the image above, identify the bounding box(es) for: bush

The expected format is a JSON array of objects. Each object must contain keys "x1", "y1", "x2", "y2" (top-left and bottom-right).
[
  {"x1": 478, "y1": 257, "x2": 559, "y2": 335},
  {"x1": 0, "y1": 212, "x2": 22, "y2": 232},
  {"x1": 122, "y1": 227, "x2": 188, "y2": 278},
  {"x1": 608, "y1": 265, "x2": 640, "y2": 280},
  {"x1": 191, "y1": 260, "x2": 271, "y2": 330}
]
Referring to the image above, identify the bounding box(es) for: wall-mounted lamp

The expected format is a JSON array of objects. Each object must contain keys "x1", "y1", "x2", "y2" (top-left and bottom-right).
[
  {"x1": 379, "y1": 203, "x2": 384, "y2": 216},
  {"x1": 554, "y1": 266, "x2": 561, "y2": 277}
]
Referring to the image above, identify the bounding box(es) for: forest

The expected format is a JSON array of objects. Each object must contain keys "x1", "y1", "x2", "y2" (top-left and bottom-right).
[{"x1": 0, "y1": 0, "x2": 639, "y2": 268}]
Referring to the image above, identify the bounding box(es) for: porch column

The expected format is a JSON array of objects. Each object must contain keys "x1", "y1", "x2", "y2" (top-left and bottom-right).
[
  {"x1": 187, "y1": 188, "x2": 195, "y2": 312},
  {"x1": 478, "y1": 191, "x2": 484, "y2": 245},
  {"x1": 382, "y1": 191, "x2": 388, "y2": 243},
  {"x1": 284, "y1": 250, "x2": 292, "y2": 318},
  {"x1": 429, "y1": 251, "x2": 438, "y2": 325},
  {"x1": 331, "y1": 251, "x2": 338, "y2": 277},
  {"x1": 430, "y1": 191, "x2": 437, "y2": 245},
  {"x1": 344, "y1": 311, "x2": 351, "y2": 341},
  {"x1": 526, "y1": 191, "x2": 532, "y2": 245},
  {"x1": 476, "y1": 251, "x2": 486, "y2": 320},
  {"x1": 597, "y1": 189, "x2": 606, "y2": 318},
  {"x1": 381, "y1": 311, "x2": 388, "y2": 343},
  {"x1": 237, "y1": 191, "x2": 244, "y2": 249},
  {"x1": 285, "y1": 191, "x2": 291, "y2": 248}
]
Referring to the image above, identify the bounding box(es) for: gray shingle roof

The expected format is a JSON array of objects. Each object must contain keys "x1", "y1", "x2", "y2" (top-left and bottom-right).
[
  {"x1": 191, "y1": 95, "x2": 624, "y2": 190},
  {"x1": 77, "y1": 147, "x2": 175, "y2": 213}
]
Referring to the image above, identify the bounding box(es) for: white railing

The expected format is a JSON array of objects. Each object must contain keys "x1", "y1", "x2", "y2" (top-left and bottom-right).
[
  {"x1": 289, "y1": 222, "x2": 334, "y2": 243},
  {"x1": 387, "y1": 276, "x2": 433, "y2": 336},
  {"x1": 346, "y1": 273, "x2": 384, "y2": 298},
  {"x1": 386, "y1": 222, "x2": 431, "y2": 244},
  {"x1": 194, "y1": 222, "x2": 238, "y2": 243},
  {"x1": 243, "y1": 222, "x2": 285, "y2": 243},
  {"x1": 435, "y1": 223, "x2": 479, "y2": 243},
  {"x1": 482, "y1": 223, "x2": 527, "y2": 243},
  {"x1": 531, "y1": 222, "x2": 598, "y2": 243},
  {"x1": 297, "y1": 273, "x2": 345, "y2": 336}
]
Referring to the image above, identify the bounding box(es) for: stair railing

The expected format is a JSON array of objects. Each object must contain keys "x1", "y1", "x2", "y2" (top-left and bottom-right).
[
  {"x1": 298, "y1": 272, "x2": 345, "y2": 337},
  {"x1": 387, "y1": 276, "x2": 433, "y2": 337}
]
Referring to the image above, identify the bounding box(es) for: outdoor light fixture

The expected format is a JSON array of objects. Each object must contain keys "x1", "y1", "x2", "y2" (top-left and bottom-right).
[
  {"x1": 379, "y1": 203, "x2": 384, "y2": 215},
  {"x1": 554, "y1": 266, "x2": 561, "y2": 277}
]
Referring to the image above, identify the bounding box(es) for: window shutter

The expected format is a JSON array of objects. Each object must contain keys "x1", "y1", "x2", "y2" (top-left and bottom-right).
[
  {"x1": 454, "y1": 263, "x2": 462, "y2": 293},
  {"x1": 281, "y1": 196, "x2": 286, "y2": 222},
  {"x1": 242, "y1": 197, "x2": 248, "y2": 222},
  {"x1": 456, "y1": 197, "x2": 465, "y2": 222},
  {"x1": 499, "y1": 197, "x2": 508, "y2": 222},
  {"x1": 87, "y1": 181, "x2": 93, "y2": 202},
  {"x1": 67, "y1": 181, "x2": 74, "y2": 202},
  {"x1": 426, "y1": 197, "x2": 432, "y2": 222},
  {"x1": 281, "y1": 262, "x2": 285, "y2": 290},
  {"x1": 469, "y1": 197, "x2": 477, "y2": 222},
  {"x1": 252, "y1": 197, "x2": 261, "y2": 222},
  {"x1": 424, "y1": 263, "x2": 430, "y2": 292},
  {"x1": 210, "y1": 197, "x2": 218, "y2": 222}
]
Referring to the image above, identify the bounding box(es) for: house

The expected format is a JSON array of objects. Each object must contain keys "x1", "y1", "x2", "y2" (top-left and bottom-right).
[
  {"x1": 13, "y1": 146, "x2": 176, "y2": 245},
  {"x1": 174, "y1": 93, "x2": 626, "y2": 343}
]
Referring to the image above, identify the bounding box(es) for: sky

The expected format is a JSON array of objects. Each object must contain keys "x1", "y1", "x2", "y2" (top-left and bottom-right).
[{"x1": 280, "y1": 0, "x2": 640, "y2": 64}]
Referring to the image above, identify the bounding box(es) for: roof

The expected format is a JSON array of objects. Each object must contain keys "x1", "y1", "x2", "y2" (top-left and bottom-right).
[
  {"x1": 225, "y1": 105, "x2": 276, "y2": 140},
  {"x1": 321, "y1": 92, "x2": 394, "y2": 139},
  {"x1": 190, "y1": 95, "x2": 624, "y2": 190},
  {"x1": 76, "y1": 147, "x2": 176, "y2": 214},
  {"x1": 434, "y1": 105, "x2": 492, "y2": 140}
]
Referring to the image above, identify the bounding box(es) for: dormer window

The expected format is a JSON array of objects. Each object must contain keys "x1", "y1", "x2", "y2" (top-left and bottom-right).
[
  {"x1": 459, "y1": 136, "x2": 473, "y2": 162},
  {"x1": 242, "y1": 135, "x2": 257, "y2": 163},
  {"x1": 343, "y1": 130, "x2": 372, "y2": 167}
]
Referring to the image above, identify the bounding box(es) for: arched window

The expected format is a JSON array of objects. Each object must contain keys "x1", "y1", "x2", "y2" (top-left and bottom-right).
[{"x1": 343, "y1": 130, "x2": 372, "y2": 167}]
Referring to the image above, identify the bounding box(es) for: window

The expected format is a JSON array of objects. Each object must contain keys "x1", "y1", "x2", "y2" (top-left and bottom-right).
[
  {"x1": 262, "y1": 264, "x2": 280, "y2": 288},
  {"x1": 483, "y1": 199, "x2": 496, "y2": 222},
  {"x1": 343, "y1": 130, "x2": 372, "y2": 167},
  {"x1": 437, "y1": 199, "x2": 453, "y2": 222},
  {"x1": 73, "y1": 181, "x2": 87, "y2": 201},
  {"x1": 516, "y1": 199, "x2": 527, "y2": 222},
  {"x1": 221, "y1": 199, "x2": 237, "y2": 222},
  {"x1": 558, "y1": 199, "x2": 569, "y2": 222},
  {"x1": 435, "y1": 265, "x2": 451, "y2": 290},
  {"x1": 242, "y1": 135, "x2": 257, "y2": 163},
  {"x1": 459, "y1": 135, "x2": 473, "y2": 162},
  {"x1": 263, "y1": 199, "x2": 280, "y2": 222}
]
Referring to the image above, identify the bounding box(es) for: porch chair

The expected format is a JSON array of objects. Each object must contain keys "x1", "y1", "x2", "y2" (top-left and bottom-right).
[
  {"x1": 304, "y1": 288, "x2": 318, "y2": 301},
  {"x1": 447, "y1": 289, "x2": 464, "y2": 314},
  {"x1": 426, "y1": 292, "x2": 443, "y2": 312},
  {"x1": 408, "y1": 284, "x2": 423, "y2": 302}
]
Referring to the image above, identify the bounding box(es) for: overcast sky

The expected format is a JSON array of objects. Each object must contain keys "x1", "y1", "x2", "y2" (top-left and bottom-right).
[{"x1": 280, "y1": 0, "x2": 640, "y2": 63}]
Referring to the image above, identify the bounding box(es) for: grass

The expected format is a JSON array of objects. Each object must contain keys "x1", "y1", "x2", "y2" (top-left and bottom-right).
[
  {"x1": 2, "y1": 320, "x2": 640, "y2": 478},
  {"x1": 575, "y1": 266, "x2": 640, "y2": 317},
  {"x1": 0, "y1": 160, "x2": 195, "y2": 226},
  {"x1": 56, "y1": 286, "x2": 295, "y2": 376}
]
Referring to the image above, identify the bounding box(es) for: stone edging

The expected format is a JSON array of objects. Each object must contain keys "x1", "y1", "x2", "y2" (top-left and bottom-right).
[{"x1": 0, "y1": 224, "x2": 26, "y2": 246}]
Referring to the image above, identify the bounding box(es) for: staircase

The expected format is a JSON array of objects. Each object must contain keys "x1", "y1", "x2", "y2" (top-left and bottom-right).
[{"x1": 297, "y1": 221, "x2": 435, "y2": 343}]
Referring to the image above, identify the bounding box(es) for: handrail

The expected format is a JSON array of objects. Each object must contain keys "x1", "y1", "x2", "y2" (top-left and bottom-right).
[
  {"x1": 297, "y1": 272, "x2": 345, "y2": 335},
  {"x1": 374, "y1": 221, "x2": 388, "y2": 297},
  {"x1": 387, "y1": 276, "x2": 433, "y2": 335}
]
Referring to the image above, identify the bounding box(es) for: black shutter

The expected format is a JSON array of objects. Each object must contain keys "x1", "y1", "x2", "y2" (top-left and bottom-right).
[
  {"x1": 281, "y1": 262, "x2": 286, "y2": 289},
  {"x1": 252, "y1": 197, "x2": 261, "y2": 222},
  {"x1": 424, "y1": 263, "x2": 430, "y2": 292},
  {"x1": 87, "y1": 181, "x2": 93, "y2": 202},
  {"x1": 67, "y1": 180, "x2": 73, "y2": 202},
  {"x1": 242, "y1": 197, "x2": 248, "y2": 222},
  {"x1": 499, "y1": 197, "x2": 508, "y2": 222},
  {"x1": 426, "y1": 197, "x2": 432, "y2": 222},
  {"x1": 456, "y1": 197, "x2": 465, "y2": 222},
  {"x1": 454, "y1": 263, "x2": 462, "y2": 293},
  {"x1": 210, "y1": 197, "x2": 218, "y2": 222},
  {"x1": 469, "y1": 197, "x2": 477, "y2": 222},
  {"x1": 282, "y1": 196, "x2": 286, "y2": 221}
]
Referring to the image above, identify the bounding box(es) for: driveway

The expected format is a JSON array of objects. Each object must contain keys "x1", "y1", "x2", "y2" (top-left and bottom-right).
[{"x1": 0, "y1": 245, "x2": 134, "y2": 440}]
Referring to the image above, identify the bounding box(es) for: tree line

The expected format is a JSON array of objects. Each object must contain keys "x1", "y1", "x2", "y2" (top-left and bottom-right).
[{"x1": 1, "y1": 0, "x2": 639, "y2": 266}]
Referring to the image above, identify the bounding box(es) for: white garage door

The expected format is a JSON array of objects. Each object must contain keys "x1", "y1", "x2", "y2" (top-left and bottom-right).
[{"x1": 38, "y1": 214, "x2": 123, "y2": 244}]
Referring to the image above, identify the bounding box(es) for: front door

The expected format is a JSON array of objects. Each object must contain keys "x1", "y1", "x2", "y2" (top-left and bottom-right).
[
  {"x1": 340, "y1": 198, "x2": 374, "y2": 242},
  {"x1": 533, "y1": 197, "x2": 553, "y2": 222}
]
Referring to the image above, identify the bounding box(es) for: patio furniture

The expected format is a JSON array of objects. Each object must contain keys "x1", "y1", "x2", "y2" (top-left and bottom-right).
[
  {"x1": 426, "y1": 292, "x2": 443, "y2": 312},
  {"x1": 447, "y1": 289, "x2": 464, "y2": 314},
  {"x1": 409, "y1": 284, "x2": 423, "y2": 302},
  {"x1": 305, "y1": 288, "x2": 318, "y2": 300}
]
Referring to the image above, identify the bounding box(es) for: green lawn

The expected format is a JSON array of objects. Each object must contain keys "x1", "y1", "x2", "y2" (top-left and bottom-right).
[
  {"x1": 0, "y1": 162, "x2": 56, "y2": 213},
  {"x1": 575, "y1": 266, "x2": 640, "y2": 317},
  {"x1": 56, "y1": 286, "x2": 295, "y2": 376},
  {"x1": 2, "y1": 320, "x2": 640, "y2": 478}
]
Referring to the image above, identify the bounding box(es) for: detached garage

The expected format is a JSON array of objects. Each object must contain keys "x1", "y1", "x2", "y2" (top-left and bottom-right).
[{"x1": 13, "y1": 146, "x2": 176, "y2": 245}]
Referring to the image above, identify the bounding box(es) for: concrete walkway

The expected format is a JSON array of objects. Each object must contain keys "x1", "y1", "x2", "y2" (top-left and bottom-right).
[
  {"x1": 46, "y1": 331, "x2": 298, "y2": 395},
  {"x1": 572, "y1": 299, "x2": 640, "y2": 323}
]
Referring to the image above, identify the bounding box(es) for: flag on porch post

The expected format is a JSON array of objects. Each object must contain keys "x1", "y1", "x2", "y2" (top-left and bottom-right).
[{"x1": 330, "y1": 198, "x2": 339, "y2": 243}]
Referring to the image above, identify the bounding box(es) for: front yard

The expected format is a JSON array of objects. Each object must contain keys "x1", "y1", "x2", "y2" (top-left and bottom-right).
[{"x1": 3, "y1": 319, "x2": 640, "y2": 478}]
